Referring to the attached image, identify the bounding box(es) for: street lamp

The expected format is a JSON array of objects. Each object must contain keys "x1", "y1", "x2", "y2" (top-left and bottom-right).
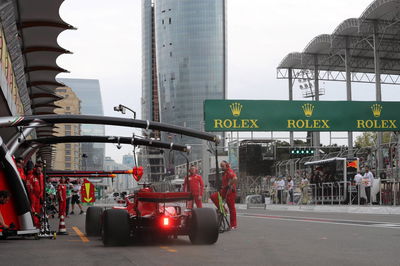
[
  {"x1": 82, "y1": 153, "x2": 88, "y2": 171},
  {"x1": 113, "y1": 104, "x2": 136, "y2": 119}
]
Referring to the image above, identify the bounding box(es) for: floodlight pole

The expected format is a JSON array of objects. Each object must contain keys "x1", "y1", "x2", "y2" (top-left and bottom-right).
[
  {"x1": 345, "y1": 37, "x2": 354, "y2": 157},
  {"x1": 373, "y1": 22, "x2": 383, "y2": 177},
  {"x1": 288, "y1": 68, "x2": 294, "y2": 147},
  {"x1": 313, "y1": 55, "x2": 320, "y2": 157}
]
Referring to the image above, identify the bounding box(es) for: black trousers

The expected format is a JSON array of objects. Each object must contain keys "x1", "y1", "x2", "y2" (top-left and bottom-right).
[
  {"x1": 289, "y1": 190, "x2": 294, "y2": 203},
  {"x1": 66, "y1": 197, "x2": 71, "y2": 214},
  {"x1": 365, "y1": 186, "x2": 371, "y2": 203},
  {"x1": 277, "y1": 190, "x2": 283, "y2": 204}
]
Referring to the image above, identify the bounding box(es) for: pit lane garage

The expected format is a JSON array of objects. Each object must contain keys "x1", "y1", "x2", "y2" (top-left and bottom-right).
[{"x1": 0, "y1": 114, "x2": 223, "y2": 243}]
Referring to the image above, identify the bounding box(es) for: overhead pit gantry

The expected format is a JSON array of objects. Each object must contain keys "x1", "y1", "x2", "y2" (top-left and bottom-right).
[{"x1": 0, "y1": 114, "x2": 221, "y2": 238}]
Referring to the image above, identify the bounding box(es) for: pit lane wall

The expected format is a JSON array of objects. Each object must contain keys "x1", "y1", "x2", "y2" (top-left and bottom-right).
[{"x1": 201, "y1": 203, "x2": 400, "y2": 215}]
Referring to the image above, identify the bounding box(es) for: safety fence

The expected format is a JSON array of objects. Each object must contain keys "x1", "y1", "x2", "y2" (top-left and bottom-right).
[
  {"x1": 152, "y1": 181, "x2": 175, "y2": 192},
  {"x1": 274, "y1": 141, "x2": 400, "y2": 181},
  {"x1": 269, "y1": 180, "x2": 400, "y2": 206}
]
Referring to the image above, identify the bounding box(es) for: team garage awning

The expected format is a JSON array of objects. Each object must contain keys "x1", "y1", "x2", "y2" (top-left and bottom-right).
[{"x1": 14, "y1": 0, "x2": 74, "y2": 163}]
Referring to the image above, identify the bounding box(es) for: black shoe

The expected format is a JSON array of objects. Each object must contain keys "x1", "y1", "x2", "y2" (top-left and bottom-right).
[
  {"x1": 70, "y1": 211, "x2": 74, "y2": 215},
  {"x1": 79, "y1": 210, "x2": 84, "y2": 215}
]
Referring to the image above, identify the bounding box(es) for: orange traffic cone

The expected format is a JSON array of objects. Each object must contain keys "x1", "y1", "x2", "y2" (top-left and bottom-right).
[{"x1": 58, "y1": 215, "x2": 68, "y2": 235}]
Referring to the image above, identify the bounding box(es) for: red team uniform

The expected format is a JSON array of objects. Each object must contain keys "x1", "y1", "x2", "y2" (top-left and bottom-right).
[
  {"x1": 184, "y1": 173, "x2": 204, "y2": 208},
  {"x1": 17, "y1": 167, "x2": 27, "y2": 183},
  {"x1": 211, "y1": 165, "x2": 237, "y2": 228},
  {"x1": 26, "y1": 172, "x2": 41, "y2": 227},
  {"x1": 57, "y1": 183, "x2": 67, "y2": 217},
  {"x1": 38, "y1": 172, "x2": 44, "y2": 203}
]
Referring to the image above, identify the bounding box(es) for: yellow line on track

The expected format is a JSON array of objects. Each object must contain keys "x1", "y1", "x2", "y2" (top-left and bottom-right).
[
  {"x1": 160, "y1": 246, "x2": 177, "y2": 253},
  {"x1": 72, "y1": 226, "x2": 90, "y2": 243}
]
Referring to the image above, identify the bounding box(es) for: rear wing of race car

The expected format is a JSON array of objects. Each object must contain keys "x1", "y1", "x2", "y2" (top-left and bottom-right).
[{"x1": 137, "y1": 192, "x2": 193, "y2": 203}]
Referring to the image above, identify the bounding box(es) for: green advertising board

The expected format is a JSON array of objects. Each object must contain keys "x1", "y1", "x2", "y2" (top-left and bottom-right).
[{"x1": 204, "y1": 100, "x2": 400, "y2": 132}]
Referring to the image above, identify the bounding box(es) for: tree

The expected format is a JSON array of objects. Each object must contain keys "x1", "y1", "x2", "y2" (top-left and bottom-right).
[
  {"x1": 354, "y1": 132, "x2": 393, "y2": 148},
  {"x1": 293, "y1": 139, "x2": 307, "y2": 145}
]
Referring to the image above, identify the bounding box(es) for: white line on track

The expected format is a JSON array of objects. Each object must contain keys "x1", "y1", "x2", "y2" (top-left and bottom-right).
[
  {"x1": 238, "y1": 212, "x2": 400, "y2": 224},
  {"x1": 238, "y1": 213, "x2": 400, "y2": 230}
]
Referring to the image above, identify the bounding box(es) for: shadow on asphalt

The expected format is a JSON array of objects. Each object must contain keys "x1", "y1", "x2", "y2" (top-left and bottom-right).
[{"x1": 87, "y1": 236, "x2": 215, "y2": 247}]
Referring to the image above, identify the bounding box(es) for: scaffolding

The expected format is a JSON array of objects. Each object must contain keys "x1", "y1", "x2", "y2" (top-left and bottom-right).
[{"x1": 277, "y1": 0, "x2": 400, "y2": 178}]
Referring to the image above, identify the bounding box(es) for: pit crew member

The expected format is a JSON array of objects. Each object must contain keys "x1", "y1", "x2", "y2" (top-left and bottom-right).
[
  {"x1": 184, "y1": 166, "x2": 204, "y2": 208},
  {"x1": 211, "y1": 160, "x2": 238, "y2": 229},
  {"x1": 70, "y1": 181, "x2": 84, "y2": 215},
  {"x1": 27, "y1": 167, "x2": 42, "y2": 227},
  {"x1": 57, "y1": 177, "x2": 67, "y2": 217},
  {"x1": 16, "y1": 157, "x2": 27, "y2": 184}
]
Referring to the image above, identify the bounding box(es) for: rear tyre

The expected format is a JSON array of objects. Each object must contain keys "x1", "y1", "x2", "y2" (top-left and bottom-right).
[
  {"x1": 189, "y1": 208, "x2": 219, "y2": 245},
  {"x1": 0, "y1": 233, "x2": 7, "y2": 240},
  {"x1": 102, "y1": 209, "x2": 130, "y2": 246},
  {"x1": 85, "y1": 207, "x2": 103, "y2": 237}
]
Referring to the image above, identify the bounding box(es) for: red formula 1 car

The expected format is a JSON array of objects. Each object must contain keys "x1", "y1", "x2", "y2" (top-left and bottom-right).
[{"x1": 85, "y1": 184, "x2": 219, "y2": 246}]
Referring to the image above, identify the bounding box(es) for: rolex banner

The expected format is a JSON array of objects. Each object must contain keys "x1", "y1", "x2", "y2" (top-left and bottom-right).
[{"x1": 204, "y1": 100, "x2": 400, "y2": 132}]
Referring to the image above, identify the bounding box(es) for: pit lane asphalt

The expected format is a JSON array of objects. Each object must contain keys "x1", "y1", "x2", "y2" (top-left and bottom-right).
[{"x1": 1, "y1": 207, "x2": 400, "y2": 266}]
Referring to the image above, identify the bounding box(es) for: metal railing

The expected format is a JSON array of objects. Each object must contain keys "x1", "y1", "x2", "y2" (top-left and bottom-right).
[
  {"x1": 268, "y1": 180, "x2": 400, "y2": 206},
  {"x1": 380, "y1": 180, "x2": 400, "y2": 206}
]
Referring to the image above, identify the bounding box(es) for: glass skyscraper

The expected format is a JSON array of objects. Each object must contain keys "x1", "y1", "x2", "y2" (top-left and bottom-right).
[
  {"x1": 57, "y1": 78, "x2": 105, "y2": 171},
  {"x1": 142, "y1": 0, "x2": 226, "y2": 168}
]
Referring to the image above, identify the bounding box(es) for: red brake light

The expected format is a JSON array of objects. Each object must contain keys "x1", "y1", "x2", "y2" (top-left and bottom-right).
[{"x1": 163, "y1": 217, "x2": 169, "y2": 226}]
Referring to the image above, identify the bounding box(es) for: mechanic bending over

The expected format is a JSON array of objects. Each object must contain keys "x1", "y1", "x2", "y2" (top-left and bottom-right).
[
  {"x1": 210, "y1": 161, "x2": 238, "y2": 230},
  {"x1": 184, "y1": 166, "x2": 204, "y2": 208},
  {"x1": 0, "y1": 190, "x2": 10, "y2": 229}
]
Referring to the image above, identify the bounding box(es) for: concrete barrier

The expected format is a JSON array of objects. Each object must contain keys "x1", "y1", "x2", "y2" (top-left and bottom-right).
[
  {"x1": 204, "y1": 202, "x2": 400, "y2": 214},
  {"x1": 247, "y1": 203, "x2": 266, "y2": 209},
  {"x1": 263, "y1": 204, "x2": 400, "y2": 215}
]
